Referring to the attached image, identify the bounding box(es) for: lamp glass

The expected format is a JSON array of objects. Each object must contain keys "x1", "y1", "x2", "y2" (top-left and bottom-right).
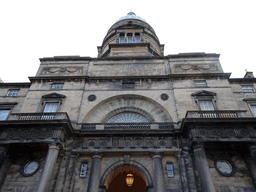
[{"x1": 125, "y1": 174, "x2": 134, "y2": 187}]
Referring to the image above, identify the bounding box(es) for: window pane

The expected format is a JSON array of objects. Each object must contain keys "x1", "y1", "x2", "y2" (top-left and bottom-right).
[
  {"x1": 242, "y1": 86, "x2": 255, "y2": 92},
  {"x1": 199, "y1": 101, "x2": 214, "y2": 110},
  {"x1": 135, "y1": 34, "x2": 141, "y2": 43},
  {"x1": 43, "y1": 103, "x2": 58, "y2": 113},
  {"x1": 119, "y1": 36, "x2": 125, "y2": 43},
  {"x1": 52, "y1": 84, "x2": 63, "y2": 89},
  {"x1": 166, "y1": 163, "x2": 174, "y2": 177},
  {"x1": 194, "y1": 80, "x2": 207, "y2": 87},
  {"x1": 108, "y1": 113, "x2": 148, "y2": 123},
  {"x1": 127, "y1": 34, "x2": 132, "y2": 43},
  {"x1": 251, "y1": 105, "x2": 256, "y2": 116},
  {"x1": 8, "y1": 90, "x2": 19, "y2": 96},
  {"x1": 0, "y1": 110, "x2": 10, "y2": 120}
]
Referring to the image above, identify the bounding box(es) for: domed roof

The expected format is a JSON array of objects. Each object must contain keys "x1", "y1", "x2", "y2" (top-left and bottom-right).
[{"x1": 115, "y1": 12, "x2": 147, "y2": 23}]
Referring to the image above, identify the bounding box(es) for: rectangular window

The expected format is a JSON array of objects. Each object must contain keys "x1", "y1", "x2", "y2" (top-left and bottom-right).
[
  {"x1": 166, "y1": 163, "x2": 174, "y2": 178},
  {"x1": 43, "y1": 103, "x2": 59, "y2": 113},
  {"x1": 80, "y1": 163, "x2": 88, "y2": 178},
  {"x1": 7, "y1": 89, "x2": 19, "y2": 96},
  {"x1": 42, "y1": 103, "x2": 59, "y2": 120},
  {"x1": 52, "y1": 84, "x2": 64, "y2": 89},
  {"x1": 135, "y1": 33, "x2": 141, "y2": 43},
  {"x1": 127, "y1": 34, "x2": 133, "y2": 43},
  {"x1": 119, "y1": 37, "x2": 125, "y2": 43},
  {"x1": 0, "y1": 110, "x2": 10, "y2": 121},
  {"x1": 250, "y1": 105, "x2": 256, "y2": 117},
  {"x1": 242, "y1": 85, "x2": 255, "y2": 92},
  {"x1": 194, "y1": 80, "x2": 207, "y2": 87},
  {"x1": 199, "y1": 101, "x2": 215, "y2": 111}
]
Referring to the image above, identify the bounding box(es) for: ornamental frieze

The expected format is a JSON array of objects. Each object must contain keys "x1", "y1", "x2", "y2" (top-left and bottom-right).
[
  {"x1": 174, "y1": 64, "x2": 217, "y2": 72},
  {"x1": 41, "y1": 67, "x2": 83, "y2": 74},
  {"x1": 189, "y1": 127, "x2": 256, "y2": 141},
  {"x1": 72, "y1": 137, "x2": 176, "y2": 149},
  {"x1": 0, "y1": 128, "x2": 64, "y2": 143}
]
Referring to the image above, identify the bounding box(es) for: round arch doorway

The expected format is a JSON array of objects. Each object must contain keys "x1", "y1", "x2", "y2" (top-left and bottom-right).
[{"x1": 106, "y1": 165, "x2": 148, "y2": 192}]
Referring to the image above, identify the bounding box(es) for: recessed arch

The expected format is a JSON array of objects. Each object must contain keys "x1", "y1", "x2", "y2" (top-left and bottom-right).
[
  {"x1": 83, "y1": 94, "x2": 173, "y2": 123},
  {"x1": 99, "y1": 160, "x2": 153, "y2": 190}
]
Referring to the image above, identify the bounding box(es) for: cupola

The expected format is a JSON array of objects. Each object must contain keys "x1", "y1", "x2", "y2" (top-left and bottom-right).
[{"x1": 97, "y1": 12, "x2": 164, "y2": 57}]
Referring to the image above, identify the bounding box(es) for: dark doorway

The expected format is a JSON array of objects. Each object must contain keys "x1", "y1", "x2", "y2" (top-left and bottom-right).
[{"x1": 108, "y1": 172, "x2": 147, "y2": 192}]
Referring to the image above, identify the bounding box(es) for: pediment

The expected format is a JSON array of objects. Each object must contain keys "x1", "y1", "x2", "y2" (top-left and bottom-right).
[
  {"x1": 191, "y1": 90, "x2": 216, "y2": 96},
  {"x1": 42, "y1": 93, "x2": 66, "y2": 98}
]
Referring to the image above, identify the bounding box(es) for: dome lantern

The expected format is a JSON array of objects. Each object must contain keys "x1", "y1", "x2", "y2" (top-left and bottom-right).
[{"x1": 97, "y1": 12, "x2": 164, "y2": 57}]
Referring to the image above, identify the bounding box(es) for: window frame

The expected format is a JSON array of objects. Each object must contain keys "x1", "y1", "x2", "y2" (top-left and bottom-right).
[
  {"x1": 192, "y1": 91, "x2": 217, "y2": 111},
  {"x1": 0, "y1": 102, "x2": 17, "y2": 121},
  {"x1": 135, "y1": 33, "x2": 141, "y2": 43},
  {"x1": 127, "y1": 33, "x2": 133, "y2": 43},
  {"x1": 244, "y1": 98, "x2": 256, "y2": 117},
  {"x1": 51, "y1": 83, "x2": 64, "y2": 90},
  {"x1": 241, "y1": 85, "x2": 256, "y2": 93},
  {"x1": 194, "y1": 80, "x2": 207, "y2": 88},
  {"x1": 119, "y1": 33, "x2": 125, "y2": 44},
  {"x1": 214, "y1": 158, "x2": 236, "y2": 177},
  {"x1": 80, "y1": 162, "x2": 88, "y2": 178},
  {"x1": 43, "y1": 102, "x2": 59, "y2": 113},
  {"x1": 40, "y1": 93, "x2": 66, "y2": 113},
  {"x1": 166, "y1": 162, "x2": 174, "y2": 178},
  {"x1": 7, "y1": 89, "x2": 20, "y2": 96}
]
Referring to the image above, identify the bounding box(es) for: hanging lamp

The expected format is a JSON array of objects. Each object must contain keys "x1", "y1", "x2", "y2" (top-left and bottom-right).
[{"x1": 125, "y1": 174, "x2": 134, "y2": 187}]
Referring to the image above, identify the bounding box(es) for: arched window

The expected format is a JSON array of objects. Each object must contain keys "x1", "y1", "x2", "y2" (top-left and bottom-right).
[
  {"x1": 127, "y1": 33, "x2": 133, "y2": 43},
  {"x1": 108, "y1": 113, "x2": 149, "y2": 123},
  {"x1": 135, "y1": 33, "x2": 141, "y2": 43},
  {"x1": 119, "y1": 33, "x2": 125, "y2": 44}
]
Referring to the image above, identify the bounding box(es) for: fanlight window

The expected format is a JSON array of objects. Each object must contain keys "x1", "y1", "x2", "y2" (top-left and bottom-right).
[{"x1": 108, "y1": 113, "x2": 149, "y2": 123}]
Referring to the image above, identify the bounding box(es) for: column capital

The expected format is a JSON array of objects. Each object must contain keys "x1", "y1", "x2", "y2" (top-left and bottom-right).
[
  {"x1": 0, "y1": 145, "x2": 8, "y2": 155},
  {"x1": 193, "y1": 142, "x2": 205, "y2": 150},
  {"x1": 92, "y1": 154, "x2": 102, "y2": 160},
  {"x1": 48, "y1": 143, "x2": 60, "y2": 150},
  {"x1": 151, "y1": 153, "x2": 163, "y2": 158},
  {"x1": 248, "y1": 143, "x2": 256, "y2": 151}
]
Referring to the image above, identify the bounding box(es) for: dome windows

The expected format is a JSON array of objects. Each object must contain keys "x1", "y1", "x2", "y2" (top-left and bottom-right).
[
  {"x1": 127, "y1": 33, "x2": 133, "y2": 43},
  {"x1": 119, "y1": 33, "x2": 125, "y2": 43},
  {"x1": 119, "y1": 33, "x2": 141, "y2": 44},
  {"x1": 135, "y1": 33, "x2": 141, "y2": 43}
]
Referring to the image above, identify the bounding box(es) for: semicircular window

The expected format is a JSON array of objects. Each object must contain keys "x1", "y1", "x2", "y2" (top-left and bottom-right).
[{"x1": 108, "y1": 113, "x2": 149, "y2": 123}]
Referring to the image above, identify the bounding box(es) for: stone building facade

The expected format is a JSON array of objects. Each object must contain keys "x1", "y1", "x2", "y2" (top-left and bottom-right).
[{"x1": 0, "y1": 12, "x2": 256, "y2": 192}]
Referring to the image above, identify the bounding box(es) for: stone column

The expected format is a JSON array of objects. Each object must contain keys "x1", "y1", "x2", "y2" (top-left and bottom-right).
[
  {"x1": 0, "y1": 146, "x2": 7, "y2": 166},
  {"x1": 193, "y1": 143, "x2": 215, "y2": 192},
  {"x1": 152, "y1": 154, "x2": 165, "y2": 192},
  {"x1": 249, "y1": 144, "x2": 256, "y2": 166},
  {"x1": 87, "y1": 154, "x2": 102, "y2": 192},
  {"x1": 63, "y1": 152, "x2": 79, "y2": 192},
  {"x1": 244, "y1": 154, "x2": 256, "y2": 188},
  {"x1": 37, "y1": 144, "x2": 59, "y2": 192},
  {"x1": 178, "y1": 152, "x2": 189, "y2": 192},
  {"x1": 0, "y1": 148, "x2": 11, "y2": 190}
]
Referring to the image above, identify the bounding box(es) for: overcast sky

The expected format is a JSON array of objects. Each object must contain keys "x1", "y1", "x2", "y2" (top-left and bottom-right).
[{"x1": 0, "y1": 0, "x2": 255, "y2": 82}]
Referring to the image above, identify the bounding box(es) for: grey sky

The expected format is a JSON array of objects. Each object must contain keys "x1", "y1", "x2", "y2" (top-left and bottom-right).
[{"x1": 0, "y1": 0, "x2": 255, "y2": 82}]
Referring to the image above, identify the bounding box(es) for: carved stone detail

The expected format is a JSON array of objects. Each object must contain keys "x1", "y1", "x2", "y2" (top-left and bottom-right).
[
  {"x1": 189, "y1": 126, "x2": 256, "y2": 141},
  {"x1": 175, "y1": 64, "x2": 217, "y2": 72},
  {"x1": 41, "y1": 67, "x2": 83, "y2": 74},
  {"x1": 73, "y1": 137, "x2": 175, "y2": 149}
]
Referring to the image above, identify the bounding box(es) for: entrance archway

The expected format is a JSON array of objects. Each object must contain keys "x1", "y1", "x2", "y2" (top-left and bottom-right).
[
  {"x1": 106, "y1": 165, "x2": 147, "y2": 192},
  {"x1": 100, "y1": 161, "x2": 153, "y2": 192}
]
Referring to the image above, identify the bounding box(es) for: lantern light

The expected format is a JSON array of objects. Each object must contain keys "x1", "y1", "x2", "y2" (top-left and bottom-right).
[{"x1": 125, "y1": 174, "x2": 134, "y2": 187}]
